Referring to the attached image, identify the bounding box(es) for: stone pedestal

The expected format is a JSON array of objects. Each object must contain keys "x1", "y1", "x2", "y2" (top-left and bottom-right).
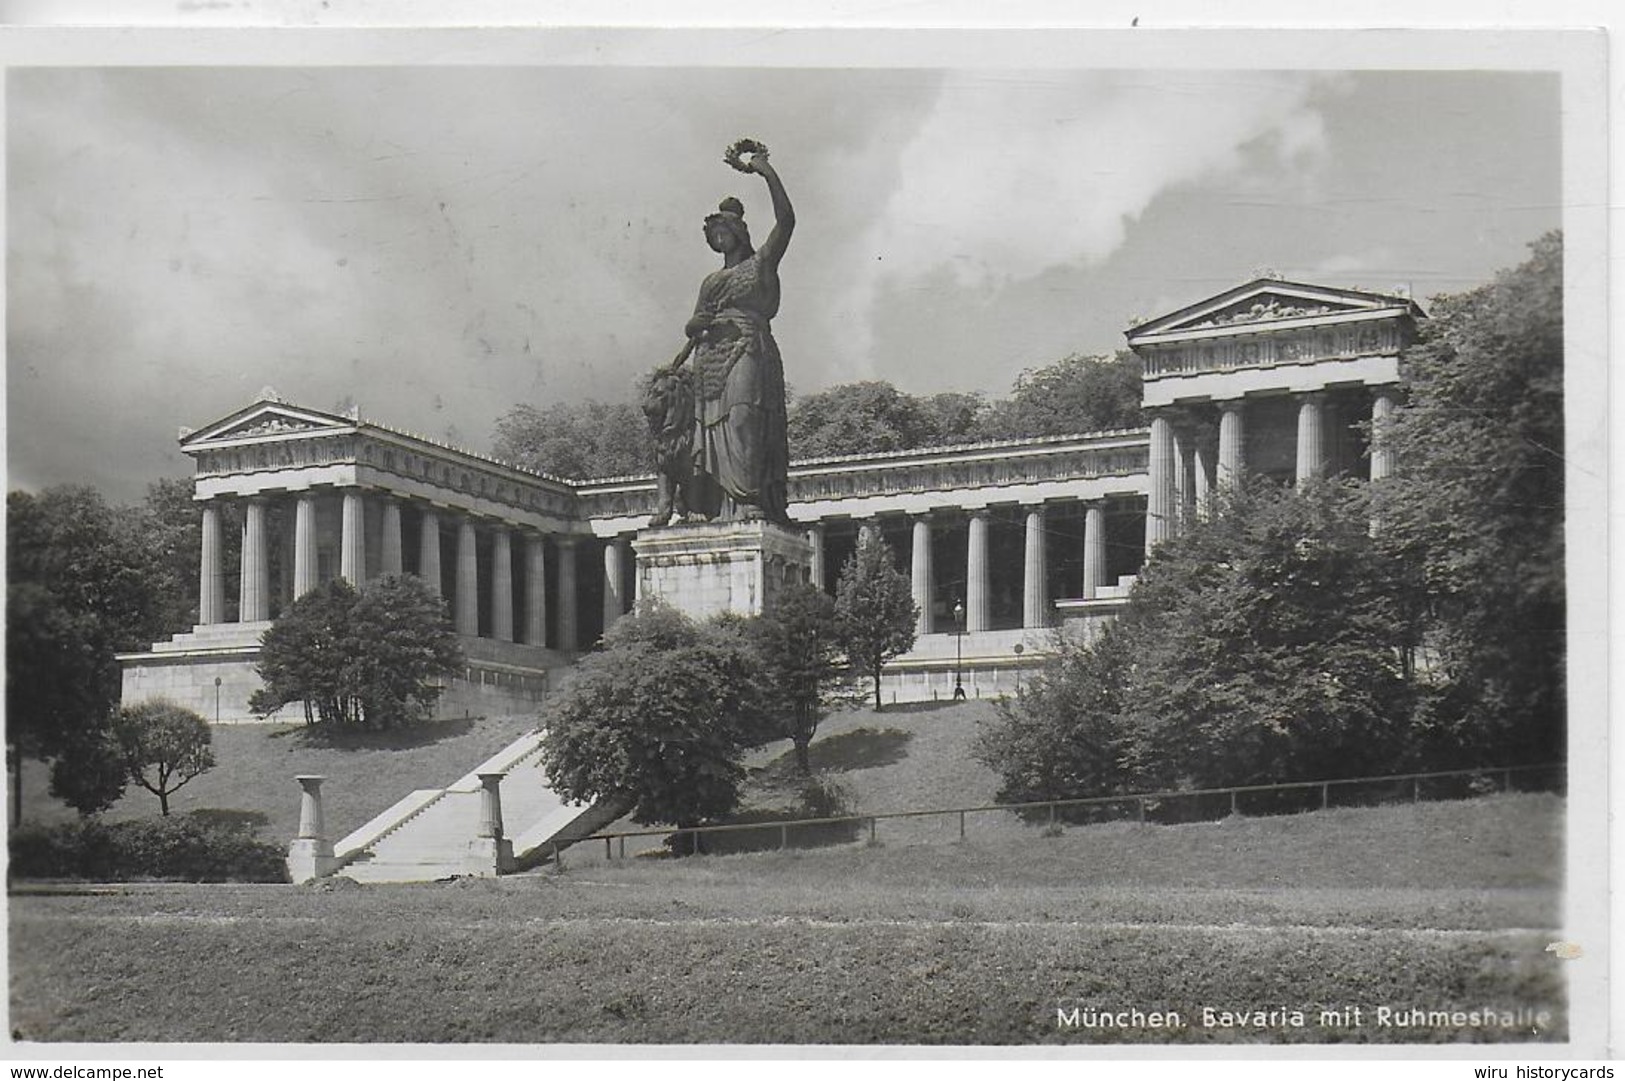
[
  {"x1": 287, "y1": 775, "x2": 337, "y2": 884},
  {"x1": 469, "y1": 771, "x2": 515, "y2": 875},
  {"x1": 634, "y1": 520, "x2": 815, "y2": 620}
]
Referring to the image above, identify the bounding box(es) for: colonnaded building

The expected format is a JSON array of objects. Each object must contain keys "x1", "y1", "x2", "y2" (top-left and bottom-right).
[{"x1": 120, "y1": 277, "x2": 1421, "y2": 723}]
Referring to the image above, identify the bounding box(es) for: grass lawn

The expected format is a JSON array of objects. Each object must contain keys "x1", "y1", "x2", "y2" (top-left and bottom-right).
[
  {"x1": 11, "y1": 713, "x2": 542, "y2": 844},
  {"x1": 9, "y1": 792, "x2": 1565, "y2": 1045}
]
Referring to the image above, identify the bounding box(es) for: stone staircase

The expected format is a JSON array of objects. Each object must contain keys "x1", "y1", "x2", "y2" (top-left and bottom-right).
[{"x1": 329, "y1": 728, "x2": 629, "y2": 883}]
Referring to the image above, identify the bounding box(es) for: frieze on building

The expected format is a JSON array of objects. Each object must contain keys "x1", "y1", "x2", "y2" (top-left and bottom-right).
[
  {"x1": 1127, "y1": 278, "x2": 1422, "y2": 383},
  {"x1": 573, "y1": 433, "x2": 1150, "y2": 522},
  {"x1": 182, "y1": 400, "x2": 582, "y2": 521},
  {"x1": 1139, "y1": 319, "x2": 1409, "y2": 379}
]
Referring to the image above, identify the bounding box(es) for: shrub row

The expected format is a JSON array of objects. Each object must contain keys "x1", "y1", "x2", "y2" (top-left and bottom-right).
[{"x1": 9, "y1": 816, "x2": 290, "y2": 883}]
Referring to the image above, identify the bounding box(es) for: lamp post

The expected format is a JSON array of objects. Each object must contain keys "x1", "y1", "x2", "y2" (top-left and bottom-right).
[
  {"x1": 214, "y1": 676, "x2": 222, "y2": 725},
  {"x1": 952, "y1": 599, "x2": 966, "y2": 701}
]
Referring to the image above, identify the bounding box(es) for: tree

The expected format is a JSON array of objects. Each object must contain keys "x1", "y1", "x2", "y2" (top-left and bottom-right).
[
  {"x1": 492, "y1": 399, "x2": 654, "y2": 480},
  {"x1": 787, "y1": 381, "x2": 943, "y2": 459},
  {"x1": 250, "y1": 579, "x2": 356, "y2": 725},
  {"x1": 250, "y1": 575, "x2": 463, "y2": 728},
  {"x1": 134, "y1": 477, "x2": 204, "y2": 635},
  {"x1": 749, "y1": 583, "x2": 849, "y2": 771},
  {"x1": 7, "y1": 486, "x2": 170, "y2": 822},
  {"x1": 977, "y1": 351, "x2": 1144, "y2": 438},
  {"x1": 111, "y1": 700, "x2": 216, "y2": 816},
  {"x1": 1374, "y1": 231, "x2": 1565, "y2": 766},
  {"x1": 536, "y1": 605, "x2": 769, "y2": 835},
  {"x1": 46, "y1": 719, "x2": 129, "y2": 818},
  {"x1": 918, "y1": 391, "x2": 988, "y2": 446},
  {"x1": 978, "y1": 480, "x2": 1423, "y2": 801},
  {"x1": 1110, "y1": 480, "x2": 1421, "y2": 790},
  {"x1": 833, "y1": 533, "x2": 919, "y2": 711},
  {"x1": 345, "y1": 575, "x2": 467, "y2": 726},
  {"x1": 973, "y1": 627, "x2": 1132, "y2": 810}
]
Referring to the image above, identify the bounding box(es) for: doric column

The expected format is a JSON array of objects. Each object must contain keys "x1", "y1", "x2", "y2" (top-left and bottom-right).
[
  {"x1": 380, "y1": 499, "x2": 403, "y2": 577},
  {"x1": 1192, "y1": 437, "x2": 1213, "y2": 520},
  {"x1": 293, "y1": 493, "x2": 318, "y2": 598},
  {"x1": 556, "y1": 536, "x2": 580, "y2": 653},
  {"x1": 418, "y1": 508, "x2": 442, "y2": 597},
  {"x1": 1145, "y1": 412, "x2": 1176, "y2": 553},
  {"x1": 1172, "y1": 426, "x2": 1193, "y2": 530},
  {"x1": 910, "y1": 517, "x2": 934, "y2": 636},
  {"x1": 966, "y1": 510, "x2": 990, "y2": 633},
  {"x1": 455, "y1": 517, "x2": 479, "y2": 636},
  {"x1": 523, "y1": 535, "x2": 548, "y2": 647},
  {"x1": 1370, "y1": 388, "x2": 1399, "y2": 481},
  {"x1": 491, "y1": 527, "x2": 513, "y2": 642},
  {"x1": 1217, "y1": 399, "x2": 1246, "y2": 492},
  {"x1": 1082, "y1": 502, "x2": 1107, "y2": 600},
  {"x1": 340, "y1": 490, "x2": 366, "y2": 585},
  {"x1": 806, "y1": 522, "x2": 826, "y2": 590},
  {"x1": 278, "y1": 511, "x2": 295, "y2": 609},
  {"x1": 1022, "y1": 505, "x2": 1049, "y2": 629},
  {"x1": 1295, "y1": 392, "x2": 1326, "y2": 487},
  {"x1": 199, "y1": 501, "x2": 224, "y2": 625},
  {"x1": 602, "y1": 535, "x2": 626, "y2": 633},
  {"x1": 239, "y1": 499, "x2": 270, "y2": 622}
]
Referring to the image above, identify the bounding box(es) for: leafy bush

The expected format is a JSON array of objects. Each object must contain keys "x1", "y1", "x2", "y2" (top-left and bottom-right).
[
  {"x1": 251, "y1": 575, "x2": 463, "y2": 728},
  {"x1": 978, "y1": 480, "x2": 1425, "y2": 807},
  {"x1": 538, "y1": 603, "x2": 770, "y2": 835},
  {"x1": 8, "y1": 815, "x2": 289, "y2": 883}
]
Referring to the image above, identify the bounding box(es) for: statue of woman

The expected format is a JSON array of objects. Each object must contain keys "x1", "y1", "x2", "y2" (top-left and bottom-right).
[{"x1": 681, "y1": 140, "x2": 794, "y2": 525}]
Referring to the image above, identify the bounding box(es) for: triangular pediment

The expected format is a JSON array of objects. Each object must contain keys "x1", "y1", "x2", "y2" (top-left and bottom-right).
[
  {"x1": 180, "y1": 400, "x2": 358, "y2": 448},
  {"x1": 1128, "y1": 278, "x2": 1420, "y2": 340}
]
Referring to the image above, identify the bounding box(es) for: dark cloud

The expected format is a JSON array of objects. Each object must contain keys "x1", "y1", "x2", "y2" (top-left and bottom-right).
[{"x1": 8, "y1": 66, "x2": 1559, "y2": 501}]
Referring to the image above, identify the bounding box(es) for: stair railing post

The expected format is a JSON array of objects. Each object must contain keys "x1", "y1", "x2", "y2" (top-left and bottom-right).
[
  {"x1": 474, "y1": 772, "x2": 514, "y2": 875},
  {"x1": 286, "y1": 775, "x2": 337, "y2": 884}
]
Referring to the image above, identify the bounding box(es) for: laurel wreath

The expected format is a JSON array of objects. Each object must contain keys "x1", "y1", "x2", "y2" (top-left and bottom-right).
[{"x1": 724, "y1": 138, "x2": 769, "y2": 173}]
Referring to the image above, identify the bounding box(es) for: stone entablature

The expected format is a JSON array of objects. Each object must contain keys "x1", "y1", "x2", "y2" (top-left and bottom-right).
[
  {"x1": 186, "y1": 395, "x2": 582, "y2": 531},
  {"x1": 576, "y1": 429, "x2": 1151, "y2": 531},
  {"x1": 1136, "y1": 316, "x2": 1408, "y2": 380},
  {"x1": 1128, "y1": 278, "x2": 1421, "y2": 383}
]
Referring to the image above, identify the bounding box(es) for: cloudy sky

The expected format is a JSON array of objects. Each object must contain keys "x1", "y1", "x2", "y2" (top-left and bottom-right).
[{"x1": 9, "y1": 62, "x2": 1560, "y2": 501}]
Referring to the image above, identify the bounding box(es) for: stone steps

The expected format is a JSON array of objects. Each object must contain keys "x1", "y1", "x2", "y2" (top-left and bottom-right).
[{"x1": 327, "y1": 725, "x2": 618, "y2": 883}]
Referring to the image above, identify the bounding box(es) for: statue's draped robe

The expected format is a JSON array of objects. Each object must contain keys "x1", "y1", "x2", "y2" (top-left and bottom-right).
[{"x1": 688, "y1": 252, "x2": 791, "y2": 524}]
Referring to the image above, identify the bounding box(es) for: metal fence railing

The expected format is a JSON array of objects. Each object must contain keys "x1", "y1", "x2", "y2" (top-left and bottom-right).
[{"x1": 568, "y1": 762, "x2": 1564, "y2": 864}]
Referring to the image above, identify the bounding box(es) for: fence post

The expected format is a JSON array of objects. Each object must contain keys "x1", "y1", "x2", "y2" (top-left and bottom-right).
[
  {"x1": 959, "y1": 810, "x2": 966, "y2": 841},
  {"x1": 618, "y1": 836, "x2": 625, "y2": 861},
  {"x1": 605, "y1": 837, "x2": 612, "y2": 860},
  {"x1": 1321, "y1": 783, "x2": 1329, "y2": 811},
  {"x1": 1503, "y1": 768, "x2": 1512, "y2": 793},
  {"x1": 1412, "y1": 778, "x2": 1420, "y2": 803},
  {"x1": 1049, "y1": 803, "x2": 1057, "y2": 832},
  {"x1": 1230, "y1": 789, "x2": 1238, "y2": 817},
  {"x1": 869, "y1": 816, "x2": 877, "y2": 845},
  {"x1": 780, "y1": 823, "x2": 788, "y2": 850},
  {"x1": 1136, "y1": 799, "x2": 1145, "y2": 825}
]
